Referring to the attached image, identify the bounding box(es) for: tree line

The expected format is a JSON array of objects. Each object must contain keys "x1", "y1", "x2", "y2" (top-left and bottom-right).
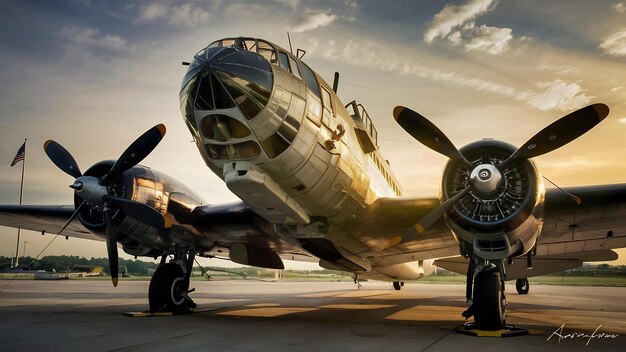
[{"x1": 0, "y1": 255, "x2": 159, "y2": 276}]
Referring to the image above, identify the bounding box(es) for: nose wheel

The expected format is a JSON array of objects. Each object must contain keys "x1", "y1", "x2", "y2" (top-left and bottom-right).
[
  {"x1": 392, "y1": 281, "x2": 404, "y2": 290},
  {"x1": 462, "y1": 258, "x2": 507, "y2": 331}
]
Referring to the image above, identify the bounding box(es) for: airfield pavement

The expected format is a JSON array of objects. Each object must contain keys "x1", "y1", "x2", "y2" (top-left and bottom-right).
[{"x1": 0, "y1": 279, "x2": 624, "y2": 351}]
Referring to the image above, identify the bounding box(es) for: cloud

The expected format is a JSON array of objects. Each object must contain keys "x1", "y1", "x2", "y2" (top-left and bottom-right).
[
  {"x1": 599, "y1": 28, "x2": 626, "y2": 56},
  {"x1": 272, "y1": 0, "x2": 300, "y2": 9},
  {"x1": 308, "y1": 37, "x2": 517, "y2": 97},
  {"x1": 516, "y1": 80, "x2": 592, "y2": 111},
  {"x1": 136, "y1": 3, "x2": 168, "y2": 22},
  {"x1": 615, "y1": 2, "x2": 625, "y2": 13},
  {"x1": 537, "y1": 63, "x2": 578, "y2": 75},
  {"x1": 463, "y1": 24, "x2": 512, "y2": 55},
  {"x1": 424, "y1": 0, "x2": 494, "y2": 43},
  {"x1": 289, "y1": 12, "x2": 337, "y2": 33},
  {"x1": 58, "y1": 26, "x2": 127, "y2": 50},
  {"x1": 618, "y1": 117, "x2": 626, "y2": 124},
  {"x1": 168, "y1": 3, "x2": 210, "y2": 26},
  {"x1": 135, "y1": 2, "x2": 210, "y2": 27}
]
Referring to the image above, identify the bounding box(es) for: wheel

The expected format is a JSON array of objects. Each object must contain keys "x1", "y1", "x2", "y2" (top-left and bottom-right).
[
  {"x1": 149, "y1": 263, "x2": 192, "y2": 313},
  {"x1": 392, "y1": 281, "x2": 403, "y2": 290},
  {"x1": 473, "y1": 270, "x2": 505, "y2": 330},
  {"x1": 516, "y1": 278, "x2": 529, "y2": 294}
]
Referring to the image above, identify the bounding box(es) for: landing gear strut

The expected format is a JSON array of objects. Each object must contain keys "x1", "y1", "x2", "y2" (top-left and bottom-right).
[
  {"x1": 149, "y1": 248, "x2": 197, "y2": 313},
  {"x1": 516, "y1": 278, "x2": 529, "y2": 294},
  {"x1": 462, "y1": 256, "x2": 507, "y2": 330}
]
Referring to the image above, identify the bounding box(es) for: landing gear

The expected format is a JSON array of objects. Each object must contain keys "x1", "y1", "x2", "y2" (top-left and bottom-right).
[
  {"x1": 516, "y1": 278, "x2": 529, "y2": 294},
  {"x1": 472, "y1": 269, "x2": 505, "y2": 330},
  {"x1": 462, "y1": 257, "x2": 507, "y2": 331},
  {"x1": 149, "y1": 248, "x2": 197, "y2": 313},
  {"x1": 392, "y1": 281, "x2": 404, "y2": 291}
]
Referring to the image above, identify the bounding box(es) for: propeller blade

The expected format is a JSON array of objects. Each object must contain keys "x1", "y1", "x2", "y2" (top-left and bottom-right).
[
  {"x1": 393, "y1": 106, "x2": 472, "y2": 168},
  {"x1": 498, "y1": 104, "x2": 609, "y2": 170},
  {"x1": 389, "y1": 187, "x2": 471, "y2": 247},
  {"x1": 43, "y1": 140, "x2": 82, "y2": 179},
  {"x1": 105, "y1": 196, "x2": 168, "y2": 229},
  {"x1": 57, "y1": 200, "x2": 86, "y2": 236},
  {"x1": 101, "y1": 124, "x2": 166, "y2": 184},
  {"x1": 104, "y1": 212, "x2": 119, "y2": 287}
]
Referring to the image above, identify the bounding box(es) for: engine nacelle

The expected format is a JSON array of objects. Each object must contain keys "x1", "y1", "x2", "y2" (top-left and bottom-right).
[
  {"x1": 441, "y1": 140, "x2": 545, "y2": 260},
  {"x1": 74, "y1": 160, "x2": 207, "y2": 257}
]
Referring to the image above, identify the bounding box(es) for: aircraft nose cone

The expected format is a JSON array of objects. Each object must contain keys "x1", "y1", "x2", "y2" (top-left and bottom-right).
[{"x1": 182, "y1": 46, "x2": 273, "y2": 121}]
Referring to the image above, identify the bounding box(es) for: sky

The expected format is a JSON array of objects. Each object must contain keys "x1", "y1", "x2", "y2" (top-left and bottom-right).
[{"x1": 0, "y1": 0, "x2": 625, "y2": 268}]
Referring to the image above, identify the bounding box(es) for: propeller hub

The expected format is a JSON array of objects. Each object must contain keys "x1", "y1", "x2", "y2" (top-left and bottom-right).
[
  {"x1": 73, "y1": 176, "x2": 108, "y2": 206},
  {"x1": 469, "y1": 164, "x2": 502, "y2": 195}
]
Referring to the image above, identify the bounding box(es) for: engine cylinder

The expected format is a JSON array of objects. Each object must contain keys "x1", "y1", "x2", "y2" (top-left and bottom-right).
[{"x1": 441, "y1": 140, "x2": 544, "y2": 259}]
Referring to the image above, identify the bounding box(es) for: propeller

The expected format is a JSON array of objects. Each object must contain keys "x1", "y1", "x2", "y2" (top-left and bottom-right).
[
  {"x1": 43, "y1": 140, "x2": 82, "y2": 178},
  {"x1": 392, "y1": 104, "x2": 609, "y2": 245},
  {"x1": 100, "y1": 124, "x2": 166, "y2": 185},
  {"x1": 43, "y1": 124, "x2": 168, "y2": 286},
  {"x1": 393, "y1": 106, "x2": 473, "y2": 168},
  {"x1": 497, "y1": 103, "x2": 608, "y2": 170}
]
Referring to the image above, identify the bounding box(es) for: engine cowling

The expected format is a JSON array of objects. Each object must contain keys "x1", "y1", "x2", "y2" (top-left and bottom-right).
[
  {"x1": 74, "y1": 161, "x2": 206, "y2": 257},
  {"x1": 441, "y1": 140, "x2": 545, "y2": 260}
]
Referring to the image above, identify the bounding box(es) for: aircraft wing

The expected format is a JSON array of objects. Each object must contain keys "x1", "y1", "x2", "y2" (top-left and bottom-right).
[
  {"x1": 0, "y1": 202, "x2": 315, "y2": 265},
  {"x1": 0, "y1": 205, "x2": 102, "y2": 242},
  {"x1": 350, "y1": 184, "x2": 626, "y2": 270},
  {"x1": 435, "y1": 184, "x2": 626, "y2": 279}
]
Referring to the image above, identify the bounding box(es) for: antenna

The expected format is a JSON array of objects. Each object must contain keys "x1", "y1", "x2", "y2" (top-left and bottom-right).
[
  {"x1": 332, "y1": 72, "x2": 340, "y2": 93},
  {"x1": 287, "y1": 32, "x2": 293, "y2": 54}
]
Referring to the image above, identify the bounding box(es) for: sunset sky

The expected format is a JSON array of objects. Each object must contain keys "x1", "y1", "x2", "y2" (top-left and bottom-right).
[{"x1": 0, "y1": 0, "x2": 625, "y2": 268}]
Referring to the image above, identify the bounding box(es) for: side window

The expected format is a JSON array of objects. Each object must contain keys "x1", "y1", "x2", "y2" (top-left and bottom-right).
[
  {"x1": 288, "y1": 56, "x2": 302, "y2": 79},
  {"x1": 300, "y1": 63, "x2": 321, "y2": 99},
  {"x1": 278, "y1": 52, "x2": 290, "y2": 71},
  {"x1": 321, "y1": 87, "x2": 334, "y2": 127},
  {"x1": 321, "y1": 87, "x2": 334, "y2": 114}
]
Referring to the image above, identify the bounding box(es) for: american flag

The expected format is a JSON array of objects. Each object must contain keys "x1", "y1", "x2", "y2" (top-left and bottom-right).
[{"x1": 10, "y1": 141, "x2": 26, "y2": 167}]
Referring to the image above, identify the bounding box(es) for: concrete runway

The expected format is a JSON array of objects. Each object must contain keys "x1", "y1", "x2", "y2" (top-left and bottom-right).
[{"x1": 0, "y1": 279, "x2": 624, "y2": 351}]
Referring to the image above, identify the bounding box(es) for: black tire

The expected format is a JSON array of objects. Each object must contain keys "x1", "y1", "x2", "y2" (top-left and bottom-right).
[
  {"x1": 149, "y1": 263, "x2": 188, "y2": 313},
  {"x1": 393, "y1": 281, "x2": 402, "y2": 291},
  {"x1": 473, "y1": 270, "x2": 505, "y2": 330},
  {"x1": 516, "y1": 278, "x2": 529, "y2": 294}
]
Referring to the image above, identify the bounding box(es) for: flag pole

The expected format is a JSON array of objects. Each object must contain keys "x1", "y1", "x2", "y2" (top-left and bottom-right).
[{"x1": 14, "y1": 138, "x2": 26, "y2": 267}]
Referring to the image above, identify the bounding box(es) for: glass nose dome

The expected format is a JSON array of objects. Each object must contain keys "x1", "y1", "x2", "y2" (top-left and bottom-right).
[{"x1": 180, "y1": 46, "x2": 274, "y2": 121}]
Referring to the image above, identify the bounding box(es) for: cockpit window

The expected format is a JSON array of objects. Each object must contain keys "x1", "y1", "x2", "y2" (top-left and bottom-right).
[
  {"x1": 222, "y1": 39, "x2": 235, "y2": 47},
  {"x1": 209, "y1": 38, "x2": 278, "y2": 66},
  {"x1": 278, "y1": 52, "x2": 290, "y2": 71},
  {"x1": 288, "y1": 56, "x2": 302, "y2": 79},
  {"x1": 258, "y1": 40, "x2": 276, "y2": 63}
]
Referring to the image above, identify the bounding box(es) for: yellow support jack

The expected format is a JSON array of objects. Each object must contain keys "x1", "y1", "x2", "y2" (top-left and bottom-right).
[{"x1": 454, "y1": 323, "x2": 543, "y2": 337}]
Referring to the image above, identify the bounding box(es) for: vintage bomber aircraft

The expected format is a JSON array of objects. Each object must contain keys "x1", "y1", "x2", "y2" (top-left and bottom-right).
[{"x1": 1, "y1": 36, "x2": 626, "y2": 331}]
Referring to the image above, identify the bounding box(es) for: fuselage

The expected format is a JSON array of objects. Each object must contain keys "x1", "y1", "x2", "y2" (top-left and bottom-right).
[
  {"x1": 179, "y1": 37, "x2": 403, "y2": 227},
  {"x1": 178, "y1": 37, "x2": 430, "y2": 280}
]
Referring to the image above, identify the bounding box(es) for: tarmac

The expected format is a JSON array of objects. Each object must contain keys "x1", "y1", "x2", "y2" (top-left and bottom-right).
[{"x1": 0, "y1": 279, "x2": 624, "y2": 351}]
